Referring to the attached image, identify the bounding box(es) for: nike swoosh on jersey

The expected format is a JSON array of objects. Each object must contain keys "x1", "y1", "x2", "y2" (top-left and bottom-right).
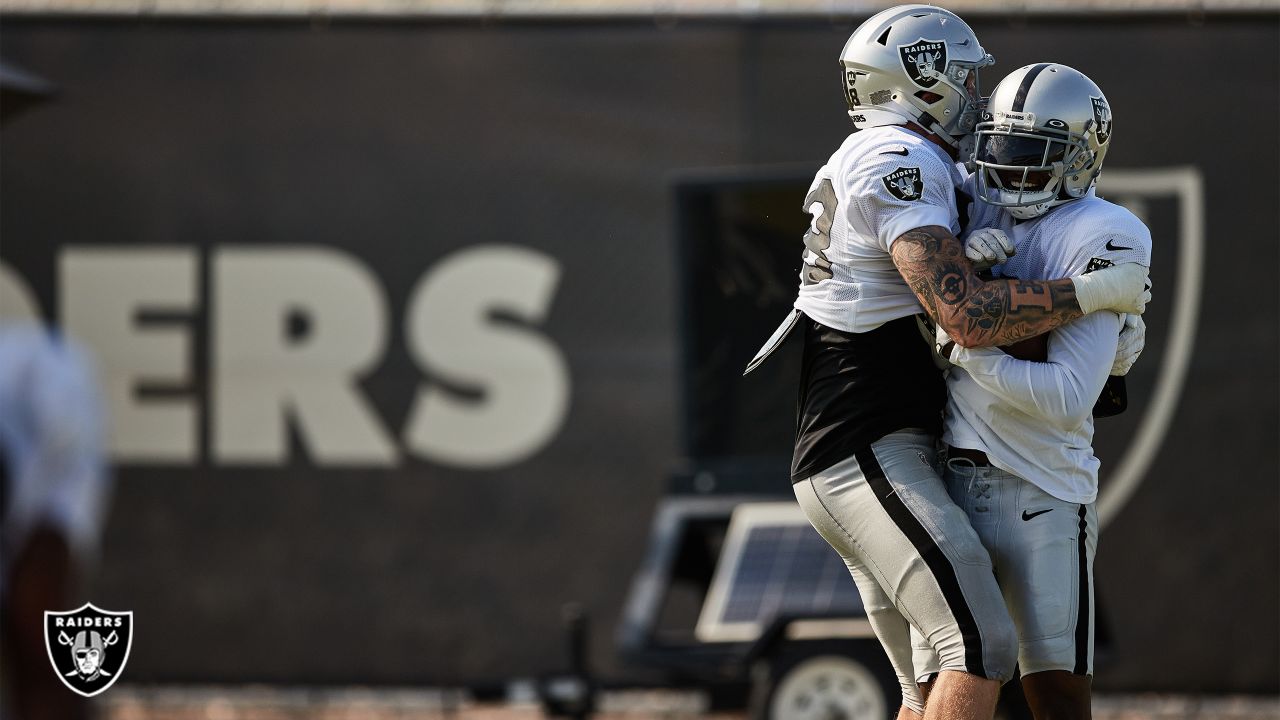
[
  {"x1": 1021, "y1": 509, "x2": 1053, "y2": 521},
  {"x1": 880, "y1": 147, "x2": 909, "y2": 156},
  {"x1": 1105, "y1": 239, "x2": 1132, "y2": 251}
]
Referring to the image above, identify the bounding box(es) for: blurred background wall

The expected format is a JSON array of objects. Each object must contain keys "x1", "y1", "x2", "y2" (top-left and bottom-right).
[{"x1": 1, "y1": 1, "x2": 1276, "y2": 694}]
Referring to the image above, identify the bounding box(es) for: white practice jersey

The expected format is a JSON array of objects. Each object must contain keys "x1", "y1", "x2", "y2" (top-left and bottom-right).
[
  {"x1": 943, "y1": 188, "x2": 1152, "y2": 503},
  {"x1": 0, "y1": 324, "x2": 110, "y2": 597},
  {"x1": 794, "y1": 126, "x2": 966, "y2": 332}
]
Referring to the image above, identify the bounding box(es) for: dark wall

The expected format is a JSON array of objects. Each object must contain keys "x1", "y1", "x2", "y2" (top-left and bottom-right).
[{"x1": 1, "y1": 14, "x2": 1276, "y2": 692}]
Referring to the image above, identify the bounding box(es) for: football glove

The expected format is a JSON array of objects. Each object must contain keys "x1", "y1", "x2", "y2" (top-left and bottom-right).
[
  {"x1": 1112, "y1": 313, "x2": 1146, "y2": 376},
  {"x1": 964, "y1": 228, "x2": 1016, "y2": 271}
]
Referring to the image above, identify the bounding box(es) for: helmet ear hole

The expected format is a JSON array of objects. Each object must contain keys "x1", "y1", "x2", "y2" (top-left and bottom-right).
[{"x1": 915, "y1": 90, "x2": 944, "y2": 105}]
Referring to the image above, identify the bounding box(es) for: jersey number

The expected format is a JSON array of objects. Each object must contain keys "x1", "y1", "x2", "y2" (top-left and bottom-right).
[{"x1": 802, "y1": 178, "x2": 837, "y2": 285}]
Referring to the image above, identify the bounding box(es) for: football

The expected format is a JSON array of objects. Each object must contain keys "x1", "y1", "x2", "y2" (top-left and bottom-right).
[{"x1": 1000, "y1": 333, "x2": 1049, "y2": 362}]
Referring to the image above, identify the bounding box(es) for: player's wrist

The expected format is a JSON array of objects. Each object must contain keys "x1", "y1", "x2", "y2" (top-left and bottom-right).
[{"x1": 1070, "y1": 263, "x2": 1150, "y2": 315}]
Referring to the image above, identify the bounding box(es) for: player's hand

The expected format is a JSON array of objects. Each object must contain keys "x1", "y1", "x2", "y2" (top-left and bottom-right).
[
  {"x1": 1071, "y1": 262, "x2": 1151, "y2": 316},
  {"x1": 964, "y1": 228, "x2": 1015, "y2": 271},
  {"x1": 1112, "y1": 313, "x2": 1146, "y2": 376}
]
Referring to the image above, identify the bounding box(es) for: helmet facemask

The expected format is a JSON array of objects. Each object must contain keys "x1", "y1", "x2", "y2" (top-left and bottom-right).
[{"x1": 974, "y1": 115, "x2": 1096, "y2": 219}]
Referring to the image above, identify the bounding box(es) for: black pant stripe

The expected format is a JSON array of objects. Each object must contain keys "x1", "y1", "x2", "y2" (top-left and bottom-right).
[
  {"x1": 852, "y1": 446, "x2": 987, "y2": 677},
  {"x1": 1074, "y1": 505, "x2": 1091, "y2": 675}
]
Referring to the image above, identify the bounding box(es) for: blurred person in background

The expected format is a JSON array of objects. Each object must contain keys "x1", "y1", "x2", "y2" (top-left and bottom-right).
[
  {"x1": 0, "y1": 60, "x2": 111, "y2": 719},
  {"x1": 0, "y1": 322, "x2": 112, "y2": 720},
  {"x1": 920, "y1": 65, "x2": 1150, "y2": 719}
]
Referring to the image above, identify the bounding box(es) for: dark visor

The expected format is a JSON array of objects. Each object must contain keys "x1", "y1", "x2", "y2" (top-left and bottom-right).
[{"x1": 977, "y1": 133, "x2": 1066, "y2": 167}]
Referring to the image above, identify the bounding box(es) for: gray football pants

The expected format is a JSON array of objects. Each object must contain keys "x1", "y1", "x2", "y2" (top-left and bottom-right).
[
  {"x1": 912, "y1": 460, "x2": 1098, "y2": 679},
  {"x1": 793, "y1": 431, "x2": 1018, "y2": 713}
]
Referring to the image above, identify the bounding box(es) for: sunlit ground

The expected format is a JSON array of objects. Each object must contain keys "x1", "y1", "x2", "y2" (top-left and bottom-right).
[{"x1": 99, "y1": 686, "x2": 1280, "y2": 720}]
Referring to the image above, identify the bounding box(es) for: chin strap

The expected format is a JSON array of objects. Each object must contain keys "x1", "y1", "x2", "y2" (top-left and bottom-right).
[
  {"x1": 957, "y1": 134, "x2": 978, "y2": 172},
  {"x1": 915, "y1": 110, "x2": 953, "y2": 145}
]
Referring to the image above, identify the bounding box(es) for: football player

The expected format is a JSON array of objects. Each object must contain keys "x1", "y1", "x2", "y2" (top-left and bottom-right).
[
  {"x1": 753, "y1": 5, "x2": 1151, "y2": 719},
  {"x1": 918, "y1": 65, "x2": 1150, "y2": 718}
]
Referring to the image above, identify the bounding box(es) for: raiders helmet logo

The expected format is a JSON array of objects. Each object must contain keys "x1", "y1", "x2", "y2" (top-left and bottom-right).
[
  {"x1": 1091, "y1": 96, "x2": 1112, "y2": 144},
  {"x1": 45, "y1": 603, "x2": 134, "y2": 697},
  {"x1": 882, "y1": 167, "x2": 923, "y2": 201},
  {"x1": 898, "y1": 39, "x2": 948, "y2": 89},
  {"x1": 843, "y1": 69, "x2": 861, "y2": 107}
]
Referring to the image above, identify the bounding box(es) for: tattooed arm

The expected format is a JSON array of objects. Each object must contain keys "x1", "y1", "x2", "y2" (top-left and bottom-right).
[{"x1": 891, "y1": 225, "x2": 1084, "y2": 348}]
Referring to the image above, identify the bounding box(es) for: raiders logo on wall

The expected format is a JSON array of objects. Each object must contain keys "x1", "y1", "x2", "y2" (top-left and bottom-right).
[
  {"x1": 44, "y1": 603, "x2": 134, "y2": 697},
  {"x1": 882, "y1": 167, "x2": 923, "y2": 201},
  {"x1": 898, "y1": 39, "x2": 947, "y2": 89},
  {"x1": 1091, "y1": 96, "x2": 1112, "y2": 144}
]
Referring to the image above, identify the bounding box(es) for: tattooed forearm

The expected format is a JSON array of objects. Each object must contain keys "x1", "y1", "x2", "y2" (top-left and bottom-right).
[
  {"x1": 894, "y1": 228, "x2": 942, "y2": 262},
  {"x1": 891, "y1": 225, "x2": 1086, "y2": 348},
  {"x1": 960, "y1": 281, "x2": 1081, "y2": 347}
]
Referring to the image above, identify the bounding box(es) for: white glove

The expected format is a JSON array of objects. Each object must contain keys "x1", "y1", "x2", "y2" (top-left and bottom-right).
[
  {"x1": 965, "y1": 228, "x2": 1016, "y2": 270},
  {"x1": 1112, "y1": 313, "x2": 1146, "y2": 376},
  {"x1": 1071, "y1": 263, "x2": 1151, "y2": 315}
]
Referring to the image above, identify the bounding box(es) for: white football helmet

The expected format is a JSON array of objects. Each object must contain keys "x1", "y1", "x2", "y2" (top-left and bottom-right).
[
  {"x1": 973, "y1": 63, "x2": 1113, "y2": 219},
  {"x1": 840, "y1": 4, "x2": 994, "y2": 149}
]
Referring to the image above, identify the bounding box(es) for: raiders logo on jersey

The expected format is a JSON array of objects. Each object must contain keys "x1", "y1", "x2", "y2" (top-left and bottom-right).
[
  {"x1": 882, "y1": 167, "x2": 923, "y2": 201},
  {"x1": 1085, "y1": 257, "x2": 1114, "y2": 274}
]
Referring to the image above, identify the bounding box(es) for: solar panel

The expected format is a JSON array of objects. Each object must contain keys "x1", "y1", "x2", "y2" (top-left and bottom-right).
[{"x1": 695, "y1": 502, "x2": 869, "y2": 642}]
